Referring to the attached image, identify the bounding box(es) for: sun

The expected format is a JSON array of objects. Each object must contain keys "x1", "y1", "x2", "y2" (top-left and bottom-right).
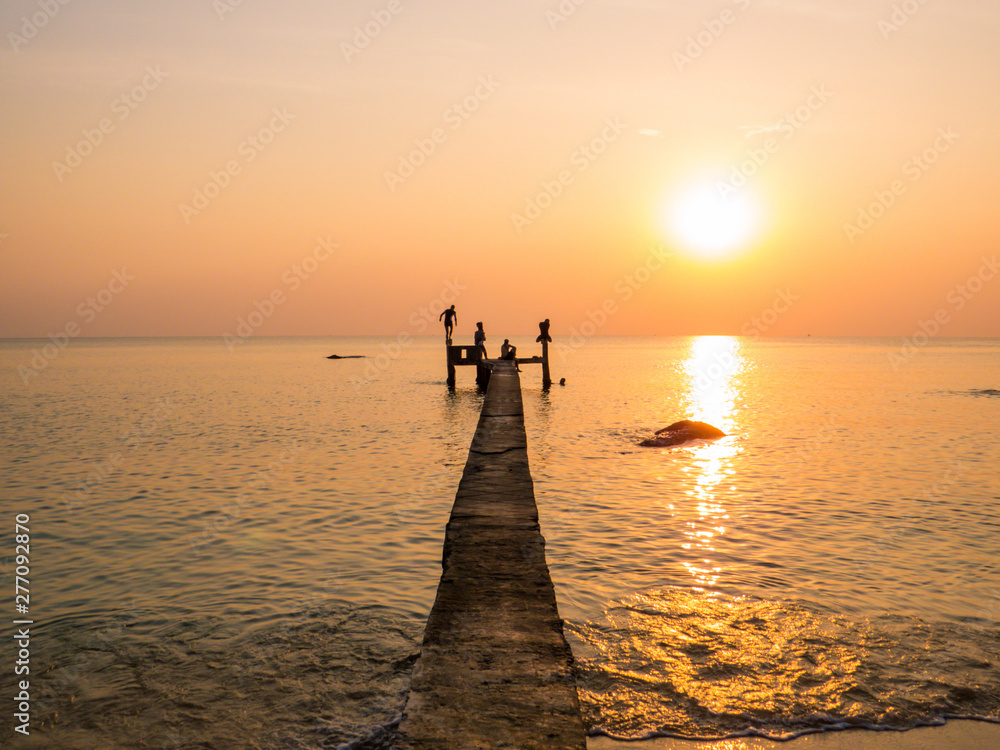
[{"x1": 662, "y1": 183, "x2": 763, "y2": 259}]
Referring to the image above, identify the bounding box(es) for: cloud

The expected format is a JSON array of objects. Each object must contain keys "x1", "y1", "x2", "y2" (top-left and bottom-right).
[{"x1": 740, "y1": 124, "x2": 785, "y2": 138}]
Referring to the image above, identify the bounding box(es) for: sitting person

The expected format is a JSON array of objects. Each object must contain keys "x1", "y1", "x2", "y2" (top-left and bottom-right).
[
  {"x1": 536, "y1": 318, "x2": 552, "y2": 343},
  {"x1": 500, "y1": 339, "x2": 521, "y2": 371}
]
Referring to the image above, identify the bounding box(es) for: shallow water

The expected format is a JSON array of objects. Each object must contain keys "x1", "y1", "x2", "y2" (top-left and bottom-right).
[
  {"x1": 530, "y1": 336, "x2": 1000, "y2": 740},
  {"x1": 1, "y1": 336, "x2": 998, "y2": 747}
]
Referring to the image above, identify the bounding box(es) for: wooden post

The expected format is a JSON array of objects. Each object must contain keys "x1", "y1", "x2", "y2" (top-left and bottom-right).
[
  {"x1": 541, "y1": 337, "x2": 551, "y2": 389},
  {"x1": 475, "y1": 346, "x2": 491, "y2": 388}
]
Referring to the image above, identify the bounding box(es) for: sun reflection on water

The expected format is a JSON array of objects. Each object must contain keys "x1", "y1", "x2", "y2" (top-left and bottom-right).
[
  {"x1": 567, "y1": 338, "x2": 1000, "y2": 741},
  {"x1": 683, "y1": 335, "x2": 743, "y2": 432},
  {"x1": 678, "y1": 336, "x2": 745, "y2": 590}
]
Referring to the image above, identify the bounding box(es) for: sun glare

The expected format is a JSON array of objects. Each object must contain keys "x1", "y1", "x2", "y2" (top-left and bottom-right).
[{"x1": 663, "y1": 184, "x2": 763, "y2": 259}]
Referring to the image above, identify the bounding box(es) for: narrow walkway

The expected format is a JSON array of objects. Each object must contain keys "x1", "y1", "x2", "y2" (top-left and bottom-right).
[{"x1": 398, "y1": 361, "x2": 586, "y2": 750}]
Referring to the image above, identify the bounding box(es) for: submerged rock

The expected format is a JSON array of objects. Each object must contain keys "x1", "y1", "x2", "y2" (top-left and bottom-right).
[
  {"x1": 326, "y1": 354, "x2": 365, "y2": 359},
  {"x1": 639, "y1": 419, "x2": 725, "y2": 448}
]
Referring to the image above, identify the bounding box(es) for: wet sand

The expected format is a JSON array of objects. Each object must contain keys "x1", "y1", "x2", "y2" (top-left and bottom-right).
[{"x1": 589, "y1": 721, "x2": 1000, "y2": 750}]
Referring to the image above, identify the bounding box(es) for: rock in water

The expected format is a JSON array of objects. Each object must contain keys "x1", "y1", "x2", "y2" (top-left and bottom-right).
[{"x1": 640, "y1": 419, "x2": 725, "y2": 448}]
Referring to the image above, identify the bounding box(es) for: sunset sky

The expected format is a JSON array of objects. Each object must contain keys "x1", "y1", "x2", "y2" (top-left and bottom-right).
[{"x1": 2, "y1": 0, "x2": 998, "y2": 338}]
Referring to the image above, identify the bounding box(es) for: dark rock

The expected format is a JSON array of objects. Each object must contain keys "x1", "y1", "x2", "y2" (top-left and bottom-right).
[
  {"x1": 640, "y1": 419, "x2": 726, "y2": 448},
  {"x1": 326, "y1": 354, "x2": 364, "y2": 359}
]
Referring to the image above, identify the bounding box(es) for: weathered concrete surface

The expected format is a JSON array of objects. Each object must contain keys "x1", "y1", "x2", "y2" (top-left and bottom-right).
[{"x1": 398, "y1": 361, "x2": 586, "y2": 750}]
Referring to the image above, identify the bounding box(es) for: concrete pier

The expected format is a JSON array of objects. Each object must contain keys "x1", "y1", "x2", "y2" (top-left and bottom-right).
[
  {"x1": 446, "y1": 333, "x2": 551, "y2": 389},
  {"x1": 398, "y1": 361, "x2": 586, "y2": 750},
  {"x1": 446, "y1": 343, "x2": 492, "y2": 388}
]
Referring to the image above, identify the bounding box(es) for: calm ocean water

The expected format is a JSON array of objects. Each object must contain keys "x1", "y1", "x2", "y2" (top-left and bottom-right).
[{"x1": 1, "y1": 335, "x2": 998, "y2": 748}]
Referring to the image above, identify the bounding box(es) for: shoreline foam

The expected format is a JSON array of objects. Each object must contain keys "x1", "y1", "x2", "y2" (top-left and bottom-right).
[{"x1": 588, "y1": 720, "x2": 1000, "y2": 750}]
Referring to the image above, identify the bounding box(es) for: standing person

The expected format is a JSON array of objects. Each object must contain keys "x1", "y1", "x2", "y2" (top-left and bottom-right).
[
  {"x1": 474, "y1": 322, "x2": 488, "y2": 359},
  {"x1": 440, "y1": 305, "x2": 457, "y2": 342}
]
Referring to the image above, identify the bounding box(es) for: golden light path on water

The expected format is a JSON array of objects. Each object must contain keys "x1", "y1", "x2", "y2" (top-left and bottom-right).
[
  {"x1": 678, "y1": 336, "x2": 745, "y2": 592},
  {"x1": 548, "y1": 337, "x2": 1000, "y2": 740},
  {"x1": 576, "y1": 337, "x2": 864, "y2": 738}
]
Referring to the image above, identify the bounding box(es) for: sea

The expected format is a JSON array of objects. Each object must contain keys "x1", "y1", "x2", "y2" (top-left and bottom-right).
[{"x1": 1, "y1": 335, "x2": 998, "y2": 749}]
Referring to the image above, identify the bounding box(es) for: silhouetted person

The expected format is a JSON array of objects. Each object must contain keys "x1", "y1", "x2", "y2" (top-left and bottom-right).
[
  {"x1": 474, "y1": 322, "x2": 488, "y2": 359},
  {"x1": 536, "y1": 318, "x2": 552, "y2": 343},
  {"x1": 440, "y1": 305, "x2": 457, "y2": 342},
  {"x1": 500, "y1": 339, "x2": 521, "y2": 370}
]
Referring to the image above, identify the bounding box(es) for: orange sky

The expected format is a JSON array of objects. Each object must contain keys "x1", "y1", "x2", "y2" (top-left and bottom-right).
[{"x1": 1, "y1": 0, "x2": 998, "y2": 338}]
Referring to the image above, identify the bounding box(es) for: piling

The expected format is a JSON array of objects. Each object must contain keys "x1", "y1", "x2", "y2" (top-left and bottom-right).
[
  {"x1": 398, "y1": 361, "x2": 585, "y2": 750},
  {"x1": 541, "y1": 337, "x2": 552, "y2": 388},
  {"x1": 446, "y1": 335, "x2": 551, "y2": 389},
  {"x1": 446, "y1": 343, "x2": 491, "y2": 388}
]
